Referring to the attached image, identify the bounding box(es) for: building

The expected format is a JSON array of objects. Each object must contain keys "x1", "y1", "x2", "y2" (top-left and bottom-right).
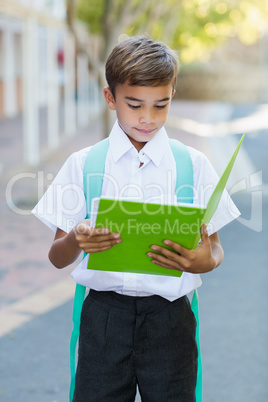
[{"x1": 0, "y1": 0, "x2": 99, "y2": 168}]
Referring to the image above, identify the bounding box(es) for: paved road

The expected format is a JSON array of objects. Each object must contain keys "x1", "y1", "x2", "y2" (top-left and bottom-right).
[{"x1": 0, "y1": 101, "x2": 267, "y2": 401}]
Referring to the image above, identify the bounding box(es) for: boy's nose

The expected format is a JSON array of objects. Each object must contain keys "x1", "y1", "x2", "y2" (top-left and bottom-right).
[{"x1": 139, "y1": 110, "x2": 155, "y2": 124}]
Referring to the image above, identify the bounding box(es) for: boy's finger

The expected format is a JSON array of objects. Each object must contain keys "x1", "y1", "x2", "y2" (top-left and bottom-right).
[
  {"x1": 88, "y1": 231, "x2": 121, "y2": 242},
  {"x1": 200, "y1": 224, "x2": 209, "y2": 242},
  {"x1": 92, "y1": 227, "x2": 113, "y2": 236},
  {"x1": 161, "y1": 240, "x2": 188, "y2": 257},
  {"x1": 82, "y1": 238, "x2": 121, "y2": 252}
]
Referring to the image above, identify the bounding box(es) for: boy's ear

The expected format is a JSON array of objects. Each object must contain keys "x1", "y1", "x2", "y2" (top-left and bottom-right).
[{"x1": 103, "y1": 87, "x2": 116, "y2": 110}]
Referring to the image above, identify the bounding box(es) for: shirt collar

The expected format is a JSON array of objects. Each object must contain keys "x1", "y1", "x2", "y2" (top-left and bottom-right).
[
  {"x1": 109, "y1": 120, "x2": 169, "y2": 167},
  {"x1": 141, "y1": 126, "x2": 169, "y2": 167},
  {"x1": 109, "y1": 121, "x2": 134, "y2": 163}
]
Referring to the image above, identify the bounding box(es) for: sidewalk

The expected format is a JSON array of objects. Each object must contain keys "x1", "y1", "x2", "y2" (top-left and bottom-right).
[{"x1": 0, "y1": 115, "x2": 104, "y2": 312}]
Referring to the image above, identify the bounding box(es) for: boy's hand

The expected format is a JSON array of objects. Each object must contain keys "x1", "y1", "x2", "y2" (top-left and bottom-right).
[
  {"x1": 75, "y1": 219, "x2": 121, "y2": 254},
  {"x1": 147, "y1": 224, "x2": 223, "y2": 274}
]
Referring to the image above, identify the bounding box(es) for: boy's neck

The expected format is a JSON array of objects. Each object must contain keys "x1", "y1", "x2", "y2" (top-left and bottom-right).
[{"x1": 126, "y1": 134, "x2": 147, "y2": 152}]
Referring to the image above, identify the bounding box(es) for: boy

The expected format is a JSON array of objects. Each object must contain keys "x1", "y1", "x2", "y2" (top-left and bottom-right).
[{"x1": 33, "y1": 36, "x2": 239, "y2": 401}]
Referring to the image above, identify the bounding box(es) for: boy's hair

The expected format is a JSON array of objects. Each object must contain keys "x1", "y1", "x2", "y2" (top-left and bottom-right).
[{"x1": 105, "y1": 36, "x2": 179, "y2": 97}]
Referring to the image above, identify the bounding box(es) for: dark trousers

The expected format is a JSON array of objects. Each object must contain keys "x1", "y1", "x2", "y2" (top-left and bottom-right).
[{"x1": 73, "y1": 290, "x2": 197, "y2": 402}]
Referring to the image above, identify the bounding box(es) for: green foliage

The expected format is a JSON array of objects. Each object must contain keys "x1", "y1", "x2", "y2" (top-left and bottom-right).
[
  {"x1": 76, "y1": 0, "x2": 106, "y2": 33},
  {"x1": 76, "y1": 0, "x2": 268, "y2": 64},
  {"x1": 170, "y1": 0, "x2": 268, "y2": 63}
]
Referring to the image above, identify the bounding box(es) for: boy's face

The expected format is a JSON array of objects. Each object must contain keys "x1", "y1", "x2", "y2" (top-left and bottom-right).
[{"x1": 104, "y1": 83, "x2": 175, "y2": 151}]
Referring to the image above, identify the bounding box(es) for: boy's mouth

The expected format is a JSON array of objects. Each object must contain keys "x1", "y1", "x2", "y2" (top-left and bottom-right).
[{"x1": 135, "y1": 127, "x2": 156, "y2": 135}]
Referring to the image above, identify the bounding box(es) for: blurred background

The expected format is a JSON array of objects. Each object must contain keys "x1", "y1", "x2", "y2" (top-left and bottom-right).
[{"x1": 0, "y1": 1, "x2": 267, "y2": 401}]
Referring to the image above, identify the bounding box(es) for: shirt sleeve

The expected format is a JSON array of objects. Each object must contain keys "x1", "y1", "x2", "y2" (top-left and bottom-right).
[
  {"x1": 32, "y1": 147, "x2": 91, "y2": 233},
  {"x1": 189, "y1": 147, "x2": 240, "y2": 236}
]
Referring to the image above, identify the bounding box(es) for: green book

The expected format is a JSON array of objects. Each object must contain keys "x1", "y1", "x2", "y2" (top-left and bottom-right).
[{"x1": 87, "y1": 134, "x2": 245, "y2": 278}]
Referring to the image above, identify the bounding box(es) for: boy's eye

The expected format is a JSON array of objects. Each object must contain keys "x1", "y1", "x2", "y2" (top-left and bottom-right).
[
  {"x1": 128, "y1": 104, "x2": 140, "y2": 109},
  {"x1": 155, "y1": 104, "x2": 168, "y2": 109},
  {"x1": 127, "y1": 104, "x2": 168, "y2": 110}
]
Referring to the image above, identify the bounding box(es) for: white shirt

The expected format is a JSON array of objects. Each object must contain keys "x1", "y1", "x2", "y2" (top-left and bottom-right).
[{"x1": 32, "y1": 121, "x2": 240, "y2": 301}]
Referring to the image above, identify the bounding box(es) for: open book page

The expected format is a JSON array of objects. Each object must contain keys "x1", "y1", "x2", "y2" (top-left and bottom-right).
[{"x1": 203, "y1": 133, "x2": 245, "y2": 224}]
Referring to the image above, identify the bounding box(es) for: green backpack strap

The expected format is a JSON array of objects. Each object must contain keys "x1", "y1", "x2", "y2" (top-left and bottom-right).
[
  {"x1": 168, "y1": 138, "x2": 193, "y2": 203},
  {"x1": 70, "y1": 137, "x2": 202, "y2": 402},
  {"x1": 169, "y1": 138, "x2": 202, "y2": 402},
  {"x1": 69, "y1": 138, "x2": 109, "y2": 402},
  {"x1": 69, "y1": 284, "x2": 86, "y2": 401},
  {"x1": 191, "y1": 288, "x2": 202, "y2": 401},
  {"x1": 83, "y1": 138, "x2": 110, "y2": 219}
]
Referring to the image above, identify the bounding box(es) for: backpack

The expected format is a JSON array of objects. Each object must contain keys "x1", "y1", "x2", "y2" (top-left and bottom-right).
[{"x1": 69, "y1": 137, "x2": 202, "y2": 401}]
